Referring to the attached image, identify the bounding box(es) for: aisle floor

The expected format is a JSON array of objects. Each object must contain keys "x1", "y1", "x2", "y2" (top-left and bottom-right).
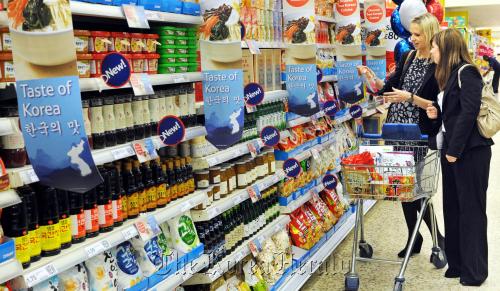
[{"x1": 303, "y1": 136, "x2": 500, "y2": 291}]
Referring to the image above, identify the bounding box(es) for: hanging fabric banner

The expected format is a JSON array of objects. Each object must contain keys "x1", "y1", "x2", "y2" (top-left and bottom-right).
[
  {"x1": 200, "y1": 0, "x2": 244, "y2": 150},
  {"x1": 7, "y1": 0, "x2": 103, "y2": 193},
  {"x1": 283, "y1": 0, "x2": 319, "y2": 117},
  {"x1": 335, "y1": 0, "x2": 365, "y2": 104},
  {"x1": 364, "y1": 0, "x2": 387, "y2": 93}
]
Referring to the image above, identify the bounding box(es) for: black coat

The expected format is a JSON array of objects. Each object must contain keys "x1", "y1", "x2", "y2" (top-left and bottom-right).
[
  {"x1": 379, "y1": 51, "x2": 441, "y2": 146},
  {"x1": 435, "y1": 63, "x2": 494, "y2": 158}
]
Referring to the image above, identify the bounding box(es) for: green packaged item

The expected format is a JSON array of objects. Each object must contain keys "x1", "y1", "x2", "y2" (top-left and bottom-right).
[
  {"x1": 175, "y1": 27, "x2": 187, "y2": 37},
  {"x1": 188, "y1": 46, "x2": 198, "y2": 54},
  {"x1": 158, "y1": 26, "x2": 176, "y2": 36},
  {"x1": 176, "y1": 64, "x2": 189, "y2": 73},
  {"x1": 166, "y1": 212, "x2": 200, "y2": 253},
  {"x1": 159, "y1": 64, "x2": 176, "y2": 74},
  {"x1": 187, "y1": 37, "x2": 197, "y2": 46},
  {"x1": 159, "y1": 36, "x2": 176, "y2": 45},
  {"x1": 175, "y1": 37, "x2": 188, "y2": 46},
  {"x1": 158, "y1": 45, "x2": 176, "y2": 54},
  {"x1": 187, "y1": 30, "x2": 197, "y2": 37},
  {"x1": 187, "y1": 63, "x2": 198, "y2": 72},
  {"x1": 176, "y1": 55, "x2": 188, "y2": 63},
  {"x1": 176, "y1": 48, "x2": 188, "y2": 54},
  {"x1": 160, "y1": 54, "x2": 176, "y2": 63},
  {"x1": 187, "y1": 54, "x2": 197, "y2": 63}
]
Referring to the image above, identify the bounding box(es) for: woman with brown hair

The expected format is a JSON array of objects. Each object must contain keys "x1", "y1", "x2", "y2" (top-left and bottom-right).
[{"x1": 427, "y1": 28, "x2": 494, "y2": 286}]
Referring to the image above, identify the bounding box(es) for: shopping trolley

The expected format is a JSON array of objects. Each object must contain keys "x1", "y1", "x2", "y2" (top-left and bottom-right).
[{"x1": 342, "y1": 124, "x2": 447, "y2": 291}]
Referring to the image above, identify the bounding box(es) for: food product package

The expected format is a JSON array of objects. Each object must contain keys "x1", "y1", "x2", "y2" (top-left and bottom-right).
[
  {"x1": 242, "y1": 258, "x2": 267, "y2": 291},
  {"x1": 130, "y1": 236, "x2": 163, "y2": 277},
  {"x1": 32, "y1": 276, "x2": 59, "y2": 291},
  {"x1": 58, "y1": 264, "x2": 89, "y2": 291},
  {"x1": 307, "y1": 193, "x2": 336, "y2": 231},
  {"x1": 156, "y1": 230, "x2": 176, "y2": 266},
  {"x1": 85, "y1": 251, "x2": 118, "y2": 291},
  {"x1": 320, "y1": 189, "x2": 346, "y2": 219},
  {"x1": 112, "y1": 241, "x2": 144, "y2": 290},
  {"x1": 166, "y1": 212, "x2": 200, "y2": 253}
]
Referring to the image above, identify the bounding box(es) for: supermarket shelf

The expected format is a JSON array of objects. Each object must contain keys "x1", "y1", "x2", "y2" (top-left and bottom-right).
[
  {"x1": 295, "y1": 137, "x2": 335, "y2": 162},
  {"x1": 316, "y1": 16, "x2": 336, "y2": 23},
  {"x1": 287, "y1": 111, "x2": 326, "y2": 128},
  {"x1": 0, "y1": 189, "x2": 21, "y2": 209},
  {"x1": 276, "y1": 200, "x2": 376, "y2": 290},
  {"x1": 70, "y1": 1, "x2": 203, "y2": 24},
  {"x1": 317, "y1": 43, "x2": 336, "y2": 49},
  {"x1": 264, "y1": 90, "x2": 289, "y2": 103},
  {"x1": 150, "y1": 254, "x2": 210, "y2": 291},
  {"x1": 281, "y1": 184, "x2": 324, "y2": 214},
  {"x1": 6, "y1": 126, "x2": 207, "y2": 188},
  {"x1": 191, "y1": 139, "x2": 258, "y2": 170},
  {"x1": 79, "y1": 72, "x2": 203, "y2": 92},
  {"x1": 185, "y1": 215, "x2": 291, "y2": 285},
  {"x1": 191, "y1": 170, "x2": 284, "y2": 222},
  {"x1": 22, "y1": 190, "x2": 208, "y2": 288},
  {"x1": 0, "y1": 259, "x2": 23, "y2": 285},
  {"x1": 241, "y1": 41, "x2": 286, "y2": 49},
  {"x1": 320, "y1": 75, "x2": 338, "y2": 82},
  {"x1": 0, "y1": 118, "x2": 16, "y2": 137}
]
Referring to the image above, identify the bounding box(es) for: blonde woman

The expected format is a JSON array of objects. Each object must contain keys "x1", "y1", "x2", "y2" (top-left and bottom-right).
[
  {"x1": 427, "y1": 28, "x2": 493, "y2": 286},
  {"x1": 360, "y1": 13, "x2": 444, "y2": 259}
]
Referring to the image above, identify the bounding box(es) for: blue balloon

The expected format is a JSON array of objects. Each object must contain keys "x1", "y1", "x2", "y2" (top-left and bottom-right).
[
  {"x1": 394, "y1": 38, "x2": 415, "y2": 63},
  {"x1": 393, "y1": 0, "x2": 405, "y2": 5},
  {"x1": 391, "y1": 7, "x2": 411, "y2": 39}
]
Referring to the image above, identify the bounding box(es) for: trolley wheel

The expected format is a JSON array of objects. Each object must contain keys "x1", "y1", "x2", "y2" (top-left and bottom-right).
[
  {"x1": 359, "y1": 242, "x2": 373, "y2": 259},
  {"x1": 345, "y1": 274, "x2": 359, "y2": 291},
  {"x1": 431, "y1": 249, "x2": 447, "y2": 269},
  {"x1": 393, "y1": 281, "x2": 403, "y2": 291}
]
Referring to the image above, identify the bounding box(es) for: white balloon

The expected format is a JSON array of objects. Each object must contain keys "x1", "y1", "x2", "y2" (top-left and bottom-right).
[{"x1": 399, "y1": 0, "x2": 428, "y2": 31}]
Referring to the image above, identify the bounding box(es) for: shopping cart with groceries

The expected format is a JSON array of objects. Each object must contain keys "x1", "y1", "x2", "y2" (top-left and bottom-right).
[{"x1": 342, "y1": 123, "x2": 447, "y2": 291}]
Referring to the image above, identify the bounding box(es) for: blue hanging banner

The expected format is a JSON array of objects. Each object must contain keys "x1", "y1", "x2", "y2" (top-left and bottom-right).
[
  {"x1": 286, "y1": 64, "x2": 320, "y2": 117},
  {"x1": 336, "y1": 60, "x2": 364, "y2": 104},
  {"x1": 158, "y1": 116, "x2": 186, "y2": 146},
  {"x1": 203, "y1": 70, "x2": 245, "y2": 150},
  {"x1": 260, "y1": 126, "x2": 280, "y2": 147}
]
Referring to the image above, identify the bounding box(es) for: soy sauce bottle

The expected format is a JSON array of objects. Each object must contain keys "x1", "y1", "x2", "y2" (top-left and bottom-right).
[
  {"x1": 123, "y1": 160, "x2": 139, "y2": 218},
  {"x1": 84, "y1": 188, "x2": 99, "y2": 238},
  {"x1": 17, "y1": 186, "x2": 41, "y2": 263},
  {"x1": 166, "y1": 160, "x2": 177, "y2": 200},
  {"x1": 68, "y1": 191, "x2": 86, "y2": 244},
  {"x1": 133, "y1": 160, "x2": 147, "y2": 213},
  {"x1": 123, "y1": 95, "x2": 136, "y2": 142},
  {"x1": 38, "y1": 187, "x2": 61, "y2": 257},
  {"x1": 103, "y1": 96, "x2": 117, "y2": 147},
  {"x1": 90, "y1": 98, "x2": 106, "y2": 150},
  {"x1": 1, "y1": 197, "x2": 30, "y2": 268},
  {"x1": 142, "y1": 95, "x2": 152, "y2": 138},
  {"x1": 142, "y1": 161, "x2": 157, "y2": 212},
  {"x1": 114, "y1": 95, "x2": 128, "y2": 145},
  {"x1": 152, "y1": 158, "x2": 168, "y2": 208},
  {"x1": 108, "y1": 165, "x2": 124, "y2": 226},
  {"x1": 132, "y1": 96, "x2": 145, "y2": 140},
  {"x1": 57, "y1": 189, "x2": 72, "y2": 249},
  {"x1": 97, "y1": 168, "x2": 114, "y2": 233}
]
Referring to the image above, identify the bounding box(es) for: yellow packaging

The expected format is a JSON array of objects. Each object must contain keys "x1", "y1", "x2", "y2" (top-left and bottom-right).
[
  {"x1": 170, "y1": 184, "x2": 178, "y2": 200},
  {"x1": 40, "y1": 223, "x2": 61, "y2": 252},
  {"x1": 28, "y1": 227, "x2": 42, "y2": 259},
  {"x1": 121, "y1": 194, "x2": 128, "y2": 219},
  {"x1": 15, "y1": 234, "x2": 30, "y2": 265},
  {"x1": 59, "y1": 217, "x2": 72, "y2": 246},
  {"x1": 147, "y1": 187, "x2": 157, "y2": 209},
  {"x1": 156, "y1": 183, "x2": 168, "y2": 205},
  {"x1": 242, "y1": 50, "x2": 254, "y2": 85},
  {"x1": 128, "y1": 192, "x2": 139, "y2": 217},
  {"x1": 139, "y1": 189, "x2": 148, "y2": 213}
]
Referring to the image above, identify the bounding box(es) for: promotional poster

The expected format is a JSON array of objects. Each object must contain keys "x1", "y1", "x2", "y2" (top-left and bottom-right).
[
  {"x1": 8, "y1": 0, "x2": 102, "y2": 192},
  {"x1": 200, "y1": 0, "x2": 245, "y2": 149},
  {"x1": 364, "y1": 0, "x2": 387, "y2": 82}
]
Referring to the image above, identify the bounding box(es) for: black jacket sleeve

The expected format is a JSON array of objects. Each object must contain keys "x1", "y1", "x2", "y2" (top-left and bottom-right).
[
  {"x1": 378, "y1": 51, "x2": 411, "y2": 95},
  {"x1": 447, "y1": 66, "x2": 483, "y2": 158},
  {"x1": 488, "y1": 57, "x2": 500, "y2": 73}
]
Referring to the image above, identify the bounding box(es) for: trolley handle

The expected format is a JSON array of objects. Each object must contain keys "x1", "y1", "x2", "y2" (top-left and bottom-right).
[{"x1": 360, "y1": 123, "x2": 429, "y2": 141}]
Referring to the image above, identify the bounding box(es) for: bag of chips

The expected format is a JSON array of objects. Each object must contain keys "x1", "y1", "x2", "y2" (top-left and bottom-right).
[
  {"x1": 130, "y1": 236, "x2": 163, "y2": 277},
  {"x1": 85, "y1": 251, "x2": 118, "y2": 291},
  {"x1": 166, "y1": 212, "x2": 200, "y2": 254},
  {"x1": 59, "y1": 264, "x2": 89, "y2": 291},
  {"x1": 33, "y1": 276, "x2": 59, "y2": 291},
  {"x1": 112, "y1": 241, "x2": 144, "y2": 290}
]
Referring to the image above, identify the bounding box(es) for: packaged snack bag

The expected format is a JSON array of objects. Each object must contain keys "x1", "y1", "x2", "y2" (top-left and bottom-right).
[
  {"x1": 59, "y1": 264, "x2": 89, "y2": 291},
  {"x1": 130, "y1": 236, "x2": 163, "y2": 277},
  {"x1": 167, "y1": 212, "x2": 200, "y2": 253},
  {"x1": 85, "y1": 251, "x2": 118, "y2": 291},
  {"x1": 112, "y1": 241, "x2": 143, "y2": 290},
  {"x1": 307, "y1": 193, "x2": 336, "y2": 231},
  {"x1": 33, "y1": 276, "x2": 59, "y2": 291}
]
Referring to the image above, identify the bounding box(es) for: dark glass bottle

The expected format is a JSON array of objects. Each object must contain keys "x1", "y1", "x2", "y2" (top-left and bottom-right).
[
  {"x1": 132, "y1": 96, "x2": 145, "y2": 140},
  {"x1": 142, "y1": 95, "x2": 152, "y2": 138},
  {"x1": 142, "y1": 161, "x2": 157, "y2": 212},
  {"x1": 84, "y1": 188, "x2": 99, "y2": 238},
  {"x1": 166, "y1": 160, "x2": 177, "y2": 200},
  {"x1": 114, "y1": 95, "x2": 128, "y2": 145},
  {"x1": 103, "y1": 96, "x2": 117, "y2": 147},
  {"x1": 98, "y1": 168, "x2": 114, "y2": 233},
  {"x1": 152, "y1": 158, "x2": 167, "y2": 208},
  {"x1": 109, "y1": 164, "x2": 124, "y2": 226},
  {"x1": 18, "y1": 186, "x2": 41, "y2": 262},
  {"x1": 123, "y1": 95, "x2": 136, "y2": 142},
  {"x1": 57, "y1": 189, "x2": 72, "y2": 249},
  {"x1": 133, "y1": 160, "x2": 147, "y2": 213},
  {"x1": 174, "y1": 159, "x2": 184, "y2": 198},
  {"x1": 81, "y1": 99, "x2": 93, "y2": 149},
  {"x1": 1, "y1": 195, "x2": 30, "y2": 268},
  {"x1": 90, "y1": 98, "x2": 106, "y2": 150},
  {"x1": 68, "y1": 191, "x2": 86, "y2": 244},
  {"x1": 38, "y1": 187, "x2": 61, "y2": 257},
  {"x1": 123, "y1": 160, "x2": 139, "y2": 218}
]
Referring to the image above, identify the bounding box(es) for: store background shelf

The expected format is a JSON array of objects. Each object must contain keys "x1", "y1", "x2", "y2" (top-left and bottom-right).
[
  {"x1": 0, "y1": 118, "x2": 16, "y2": 137},
  {"x1": 191, "y1": 138, "x2": 260, "y2": 170},
  {"x1": 274, "y1": 200, "x2": 376, "y2": 290},
  {"x1": 6, "y1": 126, "x2": 207, "y2": 188},
  {"x1": 191, "y1": 170, "x2": 284, "y2": 222},
  {"x1": 280, "y1": 183, "x2": 325, "y2": 214},
  {"x1": 241, "y1": 41, "x2": 286, "y2": 49},
  {"x1": 184, "y1": 215, "x2": 291, "y2": 285},
  {"x1": 70, "y1": 1, "x2": 202, "y2": 24},
  {"x1": 79, "y1": 72, "x2": 203, "y2": 92},
  {"x1": 149, "y1": 254, "x2": 210, "y2": 291},
  {"x1": 0, "y1": 189, "x2": 21, "y2": 209},
  {"x1": 0, "y1": 259, "x2": 23, "y2": 285},
  {"x1": 22, "y1": 191, "x2": 208, "y2": 287}
]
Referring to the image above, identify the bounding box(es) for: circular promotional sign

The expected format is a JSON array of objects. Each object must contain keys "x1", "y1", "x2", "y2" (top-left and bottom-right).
[
  {"x1": 323, "y1": 100, "x2": 339, "y2": 117},
  {"x1": 316, "y1": 66, "x2": 323, "y2": 83},
  {"x1": 244, "y1": 83, "x2": 265, "y2": 106},
  {"x1": 322, "y1": 174, "x2": 338, "y2": 190},
  {"x1": 100, "y1": 53, "x2": 131, "y2": 88},
  {"x1": 283, "y1": 158, "x2": 301, "y2": 178},
  {"x1": 157, "y1": 115, "x2": 186, "y2": 146},
  {"x1": 349, "y1": 105, "x2": 363, "y2": 119},
  {"x1": 260, "y1": 126, "x2": 280, "y2": 147},
  {"x1": 336, "y1": 0, "x2": 358, "y2": 17}
]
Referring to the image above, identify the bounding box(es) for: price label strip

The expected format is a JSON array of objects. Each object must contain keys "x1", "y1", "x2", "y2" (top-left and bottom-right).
[
  {"x1": 21, "y1": 168, "x2": 39, "y2": 185},
  {"x1": 245, "y1": 40, "x2": 261, "y2": 55},
  {"x1": 85, "y1": 240, "x2": 111, "y2": 259},
  {"x1": 173, "y1": 74, "x2": 187, "y2": 83},
  {"x1": 111, "y1": 146, "x2": 135, "y2": 160},
  {"x1": 208, "y1": 206, "x2": 220, "y2": 218},
  {"x1": 311, "y1": 148, "x2": 320, "y2": 160},
  {"x1": 130, "y1": 73, "x2": 154, "y2": 96},
  {"x1": 122, "y1": 227, "x2": 137, "y2": 240},
  {"x1": 24, "y1": 264, "x2": 58, "y2": 288},
  {"x1": 181, "y1": 201, "x2": 192, "y2": 212},
  {"x1": 122, "y1": 4, "x2": 150, "y2": 29},
  {"x1": 146, "y1": 215, "x2": 161, "y2": 236}
]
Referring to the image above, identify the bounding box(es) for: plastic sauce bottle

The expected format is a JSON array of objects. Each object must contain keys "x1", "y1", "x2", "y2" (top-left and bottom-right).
[
  {"x1": 1, "y1": 196, "x2": 30, "y2": 268},
  {"x1": 152, "y1": 158, "x2": 168, "y2": 207},
  {"x1": 166, "y1": 160, "x2": 177, "y2": 200},
  {"x1": 133, "y1": 160, "x2": 147, "y2": 213},
  {"x1": 57, "y1": 189, "x2": 72, "y2": 249},
  {"x1": 18, "y1": 186, "x2": 41, "y2": 263},
  {"x1": 132, "y1": 96, "x2": 145, "y2": 140},
  {"x1": 68, "y1": 191, "x2": 86, "y2": 244},
  {"x1": 90, "y1": 97, "x2": 106, "y2": 150},
  {"x1": 84, "y1": 188, "x2": 99, "y2": 238},
  {"x1": 97, "y1": 168, "x2": 114, "y2": 233},
  {"x1": 123, "y1": 160, "x2": 139, "y2": 218},
  {"x1": 114, "y1": 162, "x2": 127, "y2": 222},
  {"x1": 114, "y1": 95, "x2": 128, "y2": 145},
  {"x1": 109, "y1": 165, "x2": 124, "y2": 226},
  {"x1": 103, "y1": 96, "x2": 117, "y2": 147},
  {"x1": 39, "y1": 187, "x2": 61, "y2": 257}
]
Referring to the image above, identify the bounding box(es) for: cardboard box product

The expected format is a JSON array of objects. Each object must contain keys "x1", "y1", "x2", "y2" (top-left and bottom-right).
[
  {"x1": 242, "y1": 50, "x2": 255, "y2": 85},
  {"x1": 265, "y1": 49, "x2": 274, "y2": 91},
  {"x1": 273, "y1": 49, "x2": 282, "y2": 91}
]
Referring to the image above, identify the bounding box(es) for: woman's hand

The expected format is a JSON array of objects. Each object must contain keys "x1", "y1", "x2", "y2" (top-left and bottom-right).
[
  {"x1": 383, "y1": 88, "x2": 412, "y2": 103},
  {"x1": 357, "y1": 66, "x2": 385, "y2": 90},
  {"x1": 446, "y1": 155, "x2": 457, "y2": 163},
  {"x1": 426, "y1": 104, "x2": 438, "y2": 119}
]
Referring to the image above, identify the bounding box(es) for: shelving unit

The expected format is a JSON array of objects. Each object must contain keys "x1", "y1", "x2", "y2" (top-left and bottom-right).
[
  {"x1": 191, "y1": 138, "x2": 261, "y2": 170},
  {"x1": 149, "y1": 254, "x2": 210, "y2": 291},
  {"x1": 22, "y1": 190, "x2": 208, "y2": 288},
  {"x1": 275, "y1": 200, "x2": 377, "y2": 290},
  {"x1": 6, "y1": 126, "x2": 207, "y2": 188},
  {"x1": 70, "y1": 1, "x2": 202, "y2": 24},
  {"x1": 191, "y1": 170, "x2": 285, "y2": 222},
  {"x1": 241, "y1": 41, "x2": 286, "y2": 49},
  {"x1": 0, "y1": 189, "x2": 21, "y2": 209},
  {"x1": 280, "y1": 184, "x2": 324, "y2": 214},
  {"x1": 317, "y1": 43, "x2": 336, "y2": 49},
  {"x1": 184, "y1": 215, "x2": 291, "y2": 285},
  {"x1": 320, "y1": 75, "x2": 338, "y2": 83},
  {"x1": 0, "y1": 259, "x2": 24, "y2": 286}
]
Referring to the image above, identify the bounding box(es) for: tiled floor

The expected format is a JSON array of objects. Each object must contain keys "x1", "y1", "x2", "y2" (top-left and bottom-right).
[{"x1": 302, "y1": 136, "x2": 500, "y2": 291}]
